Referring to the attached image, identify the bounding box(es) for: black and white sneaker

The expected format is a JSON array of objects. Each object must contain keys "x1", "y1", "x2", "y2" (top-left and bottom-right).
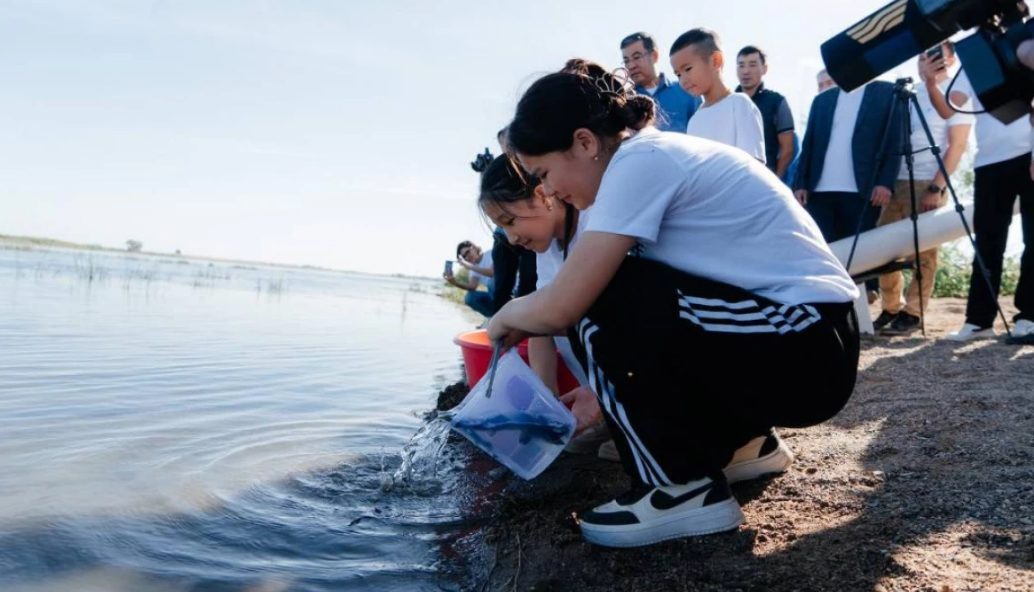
[
  {"x1": 724, "y1": 430, "x2": 795, "y2": 484},
  {"x1": 882, "y1": 312, "x2": 920, "y2": 335},
  {"x1": 578, "y1": 477, "x2": 744, "y2": 548}
]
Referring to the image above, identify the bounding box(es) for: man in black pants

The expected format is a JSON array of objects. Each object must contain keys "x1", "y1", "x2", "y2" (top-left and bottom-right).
[{"x1": 924, "y1": 65, "x2": 1034, "y2": 342}]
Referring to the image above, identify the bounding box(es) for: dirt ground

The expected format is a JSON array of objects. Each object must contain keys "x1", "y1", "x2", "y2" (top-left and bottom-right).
[{"x1": 440, "y1": 298, "x2": 1034, "y2": 592}]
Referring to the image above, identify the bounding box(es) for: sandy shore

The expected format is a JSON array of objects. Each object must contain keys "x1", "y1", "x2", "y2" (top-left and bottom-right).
[{"x1": 440, "y1": 297, "x2": 1034, "y2": 592}]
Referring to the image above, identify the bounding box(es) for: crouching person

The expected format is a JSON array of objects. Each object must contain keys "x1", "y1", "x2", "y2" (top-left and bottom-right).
[{"x1": 488, "y1": 62, "x2": 860, "y2": 548}]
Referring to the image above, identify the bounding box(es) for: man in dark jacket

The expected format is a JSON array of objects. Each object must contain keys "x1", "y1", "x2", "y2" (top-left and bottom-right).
[
  {"x1": 793, "y1": 80, "x2": 903, "y2": 298},
  {"x1": 793, "y1": 80, "x2": 903, "y2": 241}
]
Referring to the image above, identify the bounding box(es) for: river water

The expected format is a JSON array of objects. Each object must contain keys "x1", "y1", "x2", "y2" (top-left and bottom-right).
[{"x1": 0, "y1": 247, "x2": 491, "y2": 592}]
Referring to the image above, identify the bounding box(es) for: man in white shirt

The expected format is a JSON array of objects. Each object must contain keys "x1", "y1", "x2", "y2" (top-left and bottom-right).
[
  {"x1": 923, "y1": 53, "x2": 1034, "y2": 342},
  {"x1": 875, "y1": 42, "x2": 974, "y2": 336},
  {"x1": 443, "y1": 241, "x2": 496, "y2": 318}
]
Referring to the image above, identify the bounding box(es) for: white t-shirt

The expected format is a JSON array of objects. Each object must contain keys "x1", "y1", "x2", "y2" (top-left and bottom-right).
[
  {"x1": 585, "y1": 127, "x2": 858, "y2": 305},
  {"x1": 814, "y1": 87, "x2": 865, "y2": 193},
  {"x1": 686, "y1": 93, "x2": 766, "y2": 163},
  {"x1": 536, "y1": 210, "x2": 591, "y2": 387},
  {"x1": 898, "y1": 80, "x2": 974, "y2": 181},
  {"x1": 536, "y1": 210, "x2": 590, "y2": 290},
  {"x1": 469, "y1": 256, "x2": 494, "y2": 285},
  {"x1": 952, "y1": 70, "x2": 1032, "y2": 168}
]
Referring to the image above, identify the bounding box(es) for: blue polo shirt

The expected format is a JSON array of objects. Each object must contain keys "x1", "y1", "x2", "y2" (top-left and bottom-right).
[{"x1": 636, "y1": 73, "x2": 700, "y2": 133}]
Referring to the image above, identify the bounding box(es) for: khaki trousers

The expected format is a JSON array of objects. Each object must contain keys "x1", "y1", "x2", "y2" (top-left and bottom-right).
[{"x1": 877, "y1": 179, "x2": 946, "y2": 317}]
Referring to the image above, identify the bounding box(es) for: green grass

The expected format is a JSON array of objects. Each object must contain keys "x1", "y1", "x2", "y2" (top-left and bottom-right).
[{"x1": 439, "y1": 268, "x2": 475, "y2": 305}]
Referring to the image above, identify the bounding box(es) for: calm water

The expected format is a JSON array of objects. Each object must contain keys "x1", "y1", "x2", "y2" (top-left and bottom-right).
[{"x1": 0, "y1": 247, "x2": 492, "y2": 592}]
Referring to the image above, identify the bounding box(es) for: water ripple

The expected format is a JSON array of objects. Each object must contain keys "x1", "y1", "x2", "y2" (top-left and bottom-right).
[{"x1": 0, "y1": 248, "x2": 478, "y2": 591}]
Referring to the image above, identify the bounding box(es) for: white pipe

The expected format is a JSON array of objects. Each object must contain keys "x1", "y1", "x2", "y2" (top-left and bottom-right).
[
  {"x1": 828, "y1": 201, "x2": 982, "y2": 276},
  {"x1": 828, "y1": 199, "x2": 1020, "y2": 335}
]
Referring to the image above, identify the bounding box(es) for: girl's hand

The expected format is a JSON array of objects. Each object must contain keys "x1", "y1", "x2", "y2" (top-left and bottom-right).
[
  {"x1": 487, "y1": 311, "x2": 530, "y2": 352},
  {"x1": 559, "y1": 386, "x2": 604, "y2": 436},
  {"x1": 456, "y1": 257, "x2": 472, "y2": 270}
]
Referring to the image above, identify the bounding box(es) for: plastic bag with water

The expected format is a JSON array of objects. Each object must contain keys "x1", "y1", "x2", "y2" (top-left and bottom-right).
[{"x1": 448, "y1": 349, "x2": 576, "y2": 480}]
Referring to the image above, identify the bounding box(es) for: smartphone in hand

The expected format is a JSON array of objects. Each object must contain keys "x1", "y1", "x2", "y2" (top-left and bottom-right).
[
  {"x1": 444, "y1": 260, "x2": 453, "y2": 276},
  {"x1": 926, "y1": 46, "x2": 945, "y2": 70}
]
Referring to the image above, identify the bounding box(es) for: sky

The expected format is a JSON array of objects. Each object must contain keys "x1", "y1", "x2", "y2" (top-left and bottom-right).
[{"x1": 0, "y1": 0, "x2": 1008, "y2": 277}]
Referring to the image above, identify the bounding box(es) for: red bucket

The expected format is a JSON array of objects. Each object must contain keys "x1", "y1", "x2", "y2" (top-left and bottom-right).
[{"x1": 453, "y1": 330, "x2": 581, "y2": 394}]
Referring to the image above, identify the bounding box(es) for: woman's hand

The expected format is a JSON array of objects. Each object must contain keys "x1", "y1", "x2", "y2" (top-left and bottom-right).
[
  {"x1": 455, "y1": 256, "x2": 472, "y2": 270},
  {"x1": 559, "y1": 386, "x2": 604, "y2": 436}
]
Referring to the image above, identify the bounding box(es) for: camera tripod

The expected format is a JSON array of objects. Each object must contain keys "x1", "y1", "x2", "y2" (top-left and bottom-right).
[{"x1": 843, "y1": 77, "x2": 1013, "y2": 339}]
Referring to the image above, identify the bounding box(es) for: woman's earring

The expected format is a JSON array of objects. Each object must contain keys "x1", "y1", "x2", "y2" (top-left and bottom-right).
[{"x1": 593, "y1": 155, "x2": 599, "y2": 162}]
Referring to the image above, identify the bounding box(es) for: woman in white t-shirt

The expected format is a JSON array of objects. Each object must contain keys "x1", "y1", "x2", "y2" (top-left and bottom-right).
[
  {"x1": 669, "y1": 28, "x2": 766, "y2": 163},
  {"x1": 488, "y1": 61, "x2": 860, "y2": 549}
]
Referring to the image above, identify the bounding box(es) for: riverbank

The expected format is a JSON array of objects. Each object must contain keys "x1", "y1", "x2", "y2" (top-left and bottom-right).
[
  {"x1": 0, "y1": 233, "x2": 435, "y2": 282},
  {"x1": 443, "y1": 298, "x2": 1034, "y2": 592}
]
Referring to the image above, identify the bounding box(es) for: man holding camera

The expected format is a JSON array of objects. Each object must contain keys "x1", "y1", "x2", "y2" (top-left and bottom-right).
[
  {"x1": 620, "y1": 32, "x2": 701, "y2": 133},
  {"x1": 873, "y1": 42, "x2": 974, "y2": 335}
]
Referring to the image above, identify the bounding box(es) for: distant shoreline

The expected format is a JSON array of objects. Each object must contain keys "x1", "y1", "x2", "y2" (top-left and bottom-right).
[{"x1": 0, "y1": 233, "x2": 438, "y2": 283}]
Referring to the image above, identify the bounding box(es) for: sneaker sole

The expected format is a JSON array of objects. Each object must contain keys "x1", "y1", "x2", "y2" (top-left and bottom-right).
[
  {"x1": 724, "y1": 439, "x2": 795, "y2": 484},
  {"x1": 580, "y1": 498, "x2": 744, "y2": 548}
]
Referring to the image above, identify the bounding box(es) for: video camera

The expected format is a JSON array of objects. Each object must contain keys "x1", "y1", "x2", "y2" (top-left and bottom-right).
[
  {"x1": 822, "y1": 0, "x2": 1034, "y2": 123},
  {"x1": 470, "y1": 147, "x2": 494, "y2": 173}
]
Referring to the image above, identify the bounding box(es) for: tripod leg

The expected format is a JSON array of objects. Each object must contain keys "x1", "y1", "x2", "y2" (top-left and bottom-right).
[
  {"x1": 847, "y1": 87, "x2": 901, "y2": 298},
  {"x1": 910, "y1": 93, "x2": 1012, "y2": 338}
]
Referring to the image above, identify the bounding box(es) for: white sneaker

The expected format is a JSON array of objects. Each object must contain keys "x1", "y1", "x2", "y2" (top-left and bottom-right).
[
  {"x1": 578, "y1": 477, "x2": 744, "y2": 548},
  {"x1": 598, "y1": 432, "x2": 795, "y2": 484},
  {"x1": 946, "y1": 323, "x2": 996, "y2": 342},
  {"x1": 1014, "y1": 319, "x2": 1034, "y2": 337},
  {"x1": 598, "y1": 439, "x2": 620, "y2": 462},
  {"x1": 1006, "y1": 319, "x2": 1034, "y2": 345},
  {"x1": 724, "y1": 431, "x2": 795, "y2": 484}
]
